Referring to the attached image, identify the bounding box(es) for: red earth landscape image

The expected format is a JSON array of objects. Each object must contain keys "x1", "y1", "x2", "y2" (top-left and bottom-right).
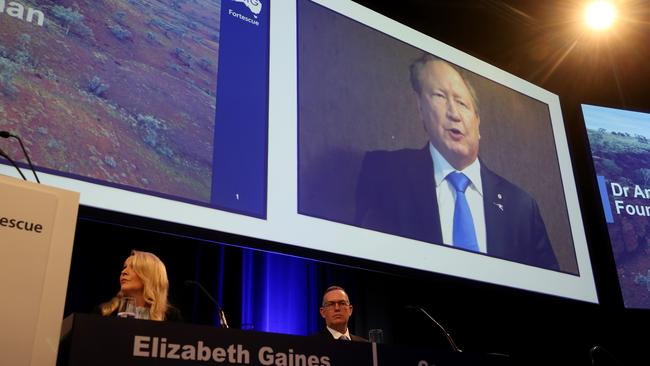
[{"x1": 0, "y1": 0, "x2": 221, "y2": 204}]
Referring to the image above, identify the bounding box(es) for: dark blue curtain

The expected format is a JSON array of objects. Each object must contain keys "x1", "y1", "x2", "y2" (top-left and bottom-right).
[{"x1": 241, "y1": 249, "x2": 321, "y2": 335}]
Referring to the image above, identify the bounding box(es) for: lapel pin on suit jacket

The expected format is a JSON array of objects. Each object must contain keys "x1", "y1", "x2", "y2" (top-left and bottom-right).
[{"x1": 494, "y1": 193, "x2": 504, "y2": 212}]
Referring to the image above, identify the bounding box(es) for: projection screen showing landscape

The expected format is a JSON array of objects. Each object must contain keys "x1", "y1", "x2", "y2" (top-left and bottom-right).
[
  {"x1": 0, "y1": 0, "x2": 269, "y2": 218},
  {"x1": 0, "y1": 0, "x2": 597, "y2": 302},
  {"x1": 583, "y1": 104, "x2": 650, "y2": 309}
]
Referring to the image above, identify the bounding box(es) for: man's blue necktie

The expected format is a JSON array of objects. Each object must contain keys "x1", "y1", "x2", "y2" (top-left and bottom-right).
[{"x1": 447, "y1": 172, "x2": 479, "y2": 252}]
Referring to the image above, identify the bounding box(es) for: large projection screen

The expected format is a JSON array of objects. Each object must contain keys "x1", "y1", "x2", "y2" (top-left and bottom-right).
[
  {"x1": 583, "y1": 104, "x2": 650, "y2": 309},
  {"x1": 0, "y1": 0, "x2": 597, "y2": 302},
  {"x1": 0, "y1": 0, "x2": 269, "y2": 218}
]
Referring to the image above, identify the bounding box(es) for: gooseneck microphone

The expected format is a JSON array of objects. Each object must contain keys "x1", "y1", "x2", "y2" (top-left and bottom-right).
[
  {"x1": 405, "y1": 305, "x2": 462, "y2": 352},
  {"x1": 0, "y1": 147, "x2": 27, "y2": 181},
  {"x1": 185, "y1": 280, "x2": 229, "y2": 328},
  {"x1": 0, "y1": 131, "x2": 40, "y2": 183}
]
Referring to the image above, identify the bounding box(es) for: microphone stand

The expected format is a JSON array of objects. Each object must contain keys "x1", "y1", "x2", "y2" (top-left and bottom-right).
[
  {"x1": 185, "y1": 280, "x2": 229, "y2": 328},
  {"x1": 405, "y1": 305, "x2": 462, "y2": 352},
  {"x1": 0, "y1": 131, "x2": 40, "y2": 183},
  {"x1": 0, "y1": 148, "x2": 27, "y2": 181}
]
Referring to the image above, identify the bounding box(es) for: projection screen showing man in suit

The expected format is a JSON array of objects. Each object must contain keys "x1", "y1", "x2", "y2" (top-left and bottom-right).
[{"x1": 297, "y1": 0, "x2": 578, "y2": 274}]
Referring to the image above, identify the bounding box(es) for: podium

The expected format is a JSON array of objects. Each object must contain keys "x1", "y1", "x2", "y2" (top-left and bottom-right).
[
  {"x1": 59, "y1": 314, "x2": 512, "y2": 366},
  {"x1": 0, "y1": 175, "x2": 79, "y2": 366}
]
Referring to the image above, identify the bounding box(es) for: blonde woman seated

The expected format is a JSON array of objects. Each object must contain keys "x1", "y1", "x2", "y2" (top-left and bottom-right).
[{"x1": 98, "y1": 250, "x2": 182, "y2": 321}]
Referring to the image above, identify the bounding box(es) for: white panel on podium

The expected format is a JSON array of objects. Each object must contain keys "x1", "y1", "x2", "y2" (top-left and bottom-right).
[{"x1": 0, "y1": 174, "x2": 79, "y2": 366}]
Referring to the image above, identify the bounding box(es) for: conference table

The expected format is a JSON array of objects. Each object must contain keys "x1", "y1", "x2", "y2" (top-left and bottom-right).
[{"x1": 58, "y1": 314, "x2": 512, "y2": 366}]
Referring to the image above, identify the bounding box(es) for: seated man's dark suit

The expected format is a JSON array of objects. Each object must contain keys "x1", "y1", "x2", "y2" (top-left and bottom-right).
[
  {"x1": 355, "y1": 145, "x2": 559, "y2": 271},
  {"x1": 314, "y1": 328, "x2": 368, "y2": 342}
]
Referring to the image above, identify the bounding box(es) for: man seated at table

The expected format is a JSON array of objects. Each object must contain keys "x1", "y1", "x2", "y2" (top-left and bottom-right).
[{"x1": 315, "y1": 286, "x2": 367, "y2": 342}]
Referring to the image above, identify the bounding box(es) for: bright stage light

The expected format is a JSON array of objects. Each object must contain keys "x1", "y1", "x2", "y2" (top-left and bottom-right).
[{"x1": 585, "y1": 1, "x2": 617, "y2": 30}]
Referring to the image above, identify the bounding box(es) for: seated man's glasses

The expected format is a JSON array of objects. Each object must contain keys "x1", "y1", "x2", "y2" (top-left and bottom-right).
[{"x1": 323, "y1": 300, "x2": 350, "y2": 308}]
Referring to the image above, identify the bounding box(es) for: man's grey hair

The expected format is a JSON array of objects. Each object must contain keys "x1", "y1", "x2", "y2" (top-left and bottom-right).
[{"x1": 409, "y1": 53, "x2": 480, "y2": 116}]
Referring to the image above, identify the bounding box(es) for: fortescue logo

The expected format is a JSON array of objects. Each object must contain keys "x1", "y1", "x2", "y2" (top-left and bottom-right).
[
  {"x1": 233, "y1": 0, "x2": 262, "y2": 18},
  {"x1": 228, "y1": 8, "x2": 260, "y2": 27}
]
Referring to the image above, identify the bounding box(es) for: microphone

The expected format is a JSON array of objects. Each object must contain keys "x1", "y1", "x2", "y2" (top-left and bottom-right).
[
  {"x1": 405, "y1": 305, "x2": 462, "y2": 352},
  {"x1": 0, "y1": 131, "x2": 40, "y2": 183},
  {"x1": 0, "y1": 147, "x2": 27, "y2": 181},
  {"x1": 185, "y1": 280, "x2": 229, "y2": 328},
  {"x1": 589, "y1": 345, "x2": 621, "y2": 365}
]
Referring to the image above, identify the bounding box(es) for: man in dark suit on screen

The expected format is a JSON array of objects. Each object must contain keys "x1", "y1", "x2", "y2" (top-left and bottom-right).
[
  {"x1": 355, "y1": 54, "x2": 558, "y2": 271},
  {"x1": 315, "y1": 286, "x2": 367, "y2": 342}
]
